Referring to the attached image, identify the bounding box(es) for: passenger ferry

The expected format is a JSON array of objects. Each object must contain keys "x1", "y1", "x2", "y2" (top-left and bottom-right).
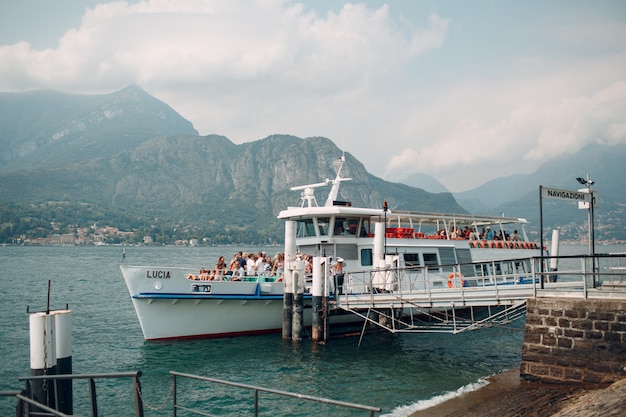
[{"x1": 120, "y1": 156, "x2": 544, "y2": 340}]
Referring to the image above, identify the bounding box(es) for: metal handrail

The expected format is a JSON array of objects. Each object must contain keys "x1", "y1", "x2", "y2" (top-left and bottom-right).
[
  {"x1": 15, "y1": 394, "x2": 74, "y2": 417},
  {"x1": 20, "y1": 372, "x2": 143, "y2": 381},
  {"x1": 343, "y1": 253, "x2": 626, "y2": 300},
  {"x1": 335, "y1": 253, "x2": 626, "y2": 337},
  {"x1": 18, "y1": 371, "x2": 144, "y2": 417},
  {"x1": 170, "y1": 371, "x2": 381, "y2": 417}
]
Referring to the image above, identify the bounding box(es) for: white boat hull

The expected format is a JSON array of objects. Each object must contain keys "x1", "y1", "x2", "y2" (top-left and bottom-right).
[
  {"x1": 121, "y1": 265, "x2": 358, "y2": 340},
  {"x1": 130, "y1": 297, "x2": 286, "y2": 340}
]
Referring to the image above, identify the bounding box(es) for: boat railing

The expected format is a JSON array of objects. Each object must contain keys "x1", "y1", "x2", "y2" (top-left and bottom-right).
[
  {"x1": 340, "y1": 253, "x2": 626, "y2": 303},
  {"x1": 187, "y1": 271, "x2": 283, "y2": 283},
  {"x1": 382, "y1": 226, "x2": 541, "y2": 248},
  {"x1": 169, "y1": 371, "x2": 381, "y2": 417},
  {"x1": 334, "y1": 253, "x2": 626, "y2": 337},
  {"x1": 344, "y1": 259, "x2": 538, "y2": 295}
]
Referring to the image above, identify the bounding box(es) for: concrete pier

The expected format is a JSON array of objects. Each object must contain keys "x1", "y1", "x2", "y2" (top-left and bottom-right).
[{"x1": 521, "y1": 297, "x2": 626, "y2": 385}]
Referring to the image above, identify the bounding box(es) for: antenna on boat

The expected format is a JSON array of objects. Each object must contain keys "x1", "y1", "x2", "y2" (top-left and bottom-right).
[
  {"x1": 291, "y1": 181, "x2": 329, "y2": 207},
  {"x1": 323, "y1": 154, "x2": 352, "y2": 207},
  {"x1": 289, "y1": 154, "x2": 352, "y2": 208}
]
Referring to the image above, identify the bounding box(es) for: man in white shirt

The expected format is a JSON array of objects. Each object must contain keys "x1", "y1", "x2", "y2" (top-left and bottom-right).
[{"x1": 255, "y1": 251, "x2": 265, "y2": 274}]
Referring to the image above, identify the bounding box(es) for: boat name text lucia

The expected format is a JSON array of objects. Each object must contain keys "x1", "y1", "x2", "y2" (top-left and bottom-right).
[{"x1": 146, "y1": 270, "x2": 171, "y2": 279}]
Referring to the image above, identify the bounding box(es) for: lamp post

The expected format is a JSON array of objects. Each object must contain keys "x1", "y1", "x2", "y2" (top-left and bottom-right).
[
  {"x1": 576, "y1": 175, "x2": 595, "y2": 256},
  {"x1": 383, "y1": 200, "x2": 388, "y2": 256},
  {"x1": 576, "y1": 174, "x2": 596, "y2": 286}
]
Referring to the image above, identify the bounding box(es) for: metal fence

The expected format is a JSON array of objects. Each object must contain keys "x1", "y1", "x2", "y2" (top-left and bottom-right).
[
  {"x1": 170, "y1": 371, "x2": 381, "y2": 417},
  {"x1": 13, "y1": 371, "x2": 144, "y2": 417}
]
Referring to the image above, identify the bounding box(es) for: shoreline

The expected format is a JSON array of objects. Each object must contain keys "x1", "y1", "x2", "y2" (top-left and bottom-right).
[{"x1": 408, "y1": 368, "x2": 626, "y2": 417}]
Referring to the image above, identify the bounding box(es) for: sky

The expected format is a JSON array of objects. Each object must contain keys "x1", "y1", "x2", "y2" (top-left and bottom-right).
[{"x1": 1, "y1": 0, "x2": 625, "y2": 192}]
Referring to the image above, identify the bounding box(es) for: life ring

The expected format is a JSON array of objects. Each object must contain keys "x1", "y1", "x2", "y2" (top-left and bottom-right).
[{"x1": 448, "y1": 272, "x2": 465, "y2": 288}]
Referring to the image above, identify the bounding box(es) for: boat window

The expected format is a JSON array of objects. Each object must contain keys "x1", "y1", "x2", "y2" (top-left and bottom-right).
[
  {"x1": 456, "y1": 248, "x2": 474, "y2": 277},
  {"x1": 315, "y1": 243, "x2": 334, "y2": 258},
  {"x1": 474, "y1": 263, "x2": 487, "y2": 277},
  {"x1": 317, "y1": 217, "x2": 330, "y2": 236},
  {"x1": 360, "y1": 218, "x2": 372, "y2": 237},
  {"x1": 361, "y1": 249, "x2": 373, "y2": 266},
  {"x1": 299, "y1": 244, "x2": 319, "y2": 256},
  {"x1": 296, "y1": 219, "x2": 315, "y2": 238},
  {"x1": 403, "y1": 253, "x2": 420, "y2": 267},
  {"x1": 334, "y1": 218, "x2": 347, "y2": 236},
  {"x1": 478, "y1": 263, "x2": 500, "y2": 276},
  {"x1": 439, "y1": 248, "x2": 456, "y2": 272},
  {"x1": 336, "y1": 244, "x2": 358, "y2": 261},
  {"x1": 515, "y1": 260, "x2": 530, "y2": 274},
  {"x1": 423, "y1": 253, "x2": 439, "y2": 271},
  {"x1": 346, "y1": 218, "x2": 359, "y2": 235},
  {"x1": 501, "y1": 261, "x2": 514, "y2": 275}
]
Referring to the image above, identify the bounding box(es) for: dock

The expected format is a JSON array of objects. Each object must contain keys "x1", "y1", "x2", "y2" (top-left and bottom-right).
[{"x1": 327, "y1": 253, "x2": 626, "y2": 335}]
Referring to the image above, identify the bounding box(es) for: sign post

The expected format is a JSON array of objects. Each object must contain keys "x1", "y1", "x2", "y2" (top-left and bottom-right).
[{"x1": 539, "y1": 185, "x2": 595, "y2": 287}]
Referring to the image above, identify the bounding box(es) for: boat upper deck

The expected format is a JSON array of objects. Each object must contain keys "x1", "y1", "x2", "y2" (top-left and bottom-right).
[{"x1": 279, "y1": 203, "x2": 533, "y2": 244}]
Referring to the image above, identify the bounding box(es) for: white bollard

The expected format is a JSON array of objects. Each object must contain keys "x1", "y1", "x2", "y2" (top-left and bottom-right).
[
  {"x1": 55, "y1": 310, "x2": 73, "y2": 414},
  {"x1": 29, "y1": 312, "x2": 57, "y2": 410}
]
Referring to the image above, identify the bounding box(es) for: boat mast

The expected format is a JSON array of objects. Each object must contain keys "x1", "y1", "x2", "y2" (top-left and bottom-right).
[
  {"x1": 323, "y1": 154, "x2": 352, "y2": 207},
  {"x1": 289, "y1": 154, "x2": 352, "y2": 208}
]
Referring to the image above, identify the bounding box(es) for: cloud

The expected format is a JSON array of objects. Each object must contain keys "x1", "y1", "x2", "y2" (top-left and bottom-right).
[
  {"x1": 1, "y1": 1, "x2": 624, "y2": 193},
  {"x1": 385, "y1": 80, "x2": 626, "y2": 190},
  {"x1": 0, "y1": 0, "x2": 449, "y2": 152},
  {"x1": 0, "y1": 1, "x2": 446, "y2": 89}
]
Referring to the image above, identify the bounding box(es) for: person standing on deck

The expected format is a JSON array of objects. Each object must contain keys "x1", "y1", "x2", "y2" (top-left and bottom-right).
[
  {"x1": 332, "y1": 258, "x2": 345, "y2": 295},
  {"x1": 215, "y1": 256, "x2": 227, "y2": 280},
  {"x1": 246, "y1": 253, "x2": 256, "y2": 276},
  {"x1": 255, "y1": 251, "x2": 265, "y2": 275},
  {"x1": 232, "y1": 263, "x2": 245, "y2": 280},
  {"x1": 237, "y1": 252, "x2": 246, "y2": 270}
]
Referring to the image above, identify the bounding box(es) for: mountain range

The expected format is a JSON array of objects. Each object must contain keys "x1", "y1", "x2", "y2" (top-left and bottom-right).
[
  {"x1": 0, "y1": 85, "x2": 623, "y2": 244},
  {"x1": 403, "y1": 143, "x2": 626, "y2": 243}
]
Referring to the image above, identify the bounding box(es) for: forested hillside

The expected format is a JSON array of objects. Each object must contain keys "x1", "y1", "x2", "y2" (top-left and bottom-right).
[{"x1": 0, "y1": 87, "x2": 462, "y2": 244}]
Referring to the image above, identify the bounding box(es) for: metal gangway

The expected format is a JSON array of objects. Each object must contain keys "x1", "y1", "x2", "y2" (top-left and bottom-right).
[{"x1": 334, "y1": 253, "x2": 626, "y2": 337}]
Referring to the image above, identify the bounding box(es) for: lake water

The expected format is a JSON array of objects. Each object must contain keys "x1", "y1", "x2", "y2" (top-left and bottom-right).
[{"x1": 1, "y1": 243, "x2": 621, "y2": 416}]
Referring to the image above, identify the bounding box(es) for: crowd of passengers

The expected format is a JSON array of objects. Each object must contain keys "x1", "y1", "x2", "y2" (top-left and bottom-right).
[
  {"x1": 188, "y1": 251, "x2": 344, "y2": 283},
  {"x1": 188, "y1": 251, "x2": 285, "y2": 281},
  {"x1": 437, "y1": 226, "x2": 520, "y2": 242}
]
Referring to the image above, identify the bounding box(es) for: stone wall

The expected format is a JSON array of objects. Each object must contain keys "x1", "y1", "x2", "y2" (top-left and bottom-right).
[{"x1": 521, "y1": 297, "x2": 626, "y2": 385}]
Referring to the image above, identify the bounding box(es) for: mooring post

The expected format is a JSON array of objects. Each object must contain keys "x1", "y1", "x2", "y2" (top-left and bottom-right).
[
  {"x1": 282, "y1": 221, "x2": 296, "y2": 340},
  {"x1": 54, "y1": 309, "x2": 73, "y2": 415},
  {"x1": 372, "y1": 221, "x2": 387, "y2": 292},
  {"x1": 311, "y1": 256, "x2": 328, "y2": 344},
  {"x1": 549, "y1": 229, "x2": 560, "y2": 282},
  {"x1": 29, "y1": 311, "x2": 57, "y2": 412},
  {"x1": 372, "y1": 221, "x2": 389, "y2": 327},
  {"x1": 292, "y1": 259, "x2": 305, "y2": 342}
]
